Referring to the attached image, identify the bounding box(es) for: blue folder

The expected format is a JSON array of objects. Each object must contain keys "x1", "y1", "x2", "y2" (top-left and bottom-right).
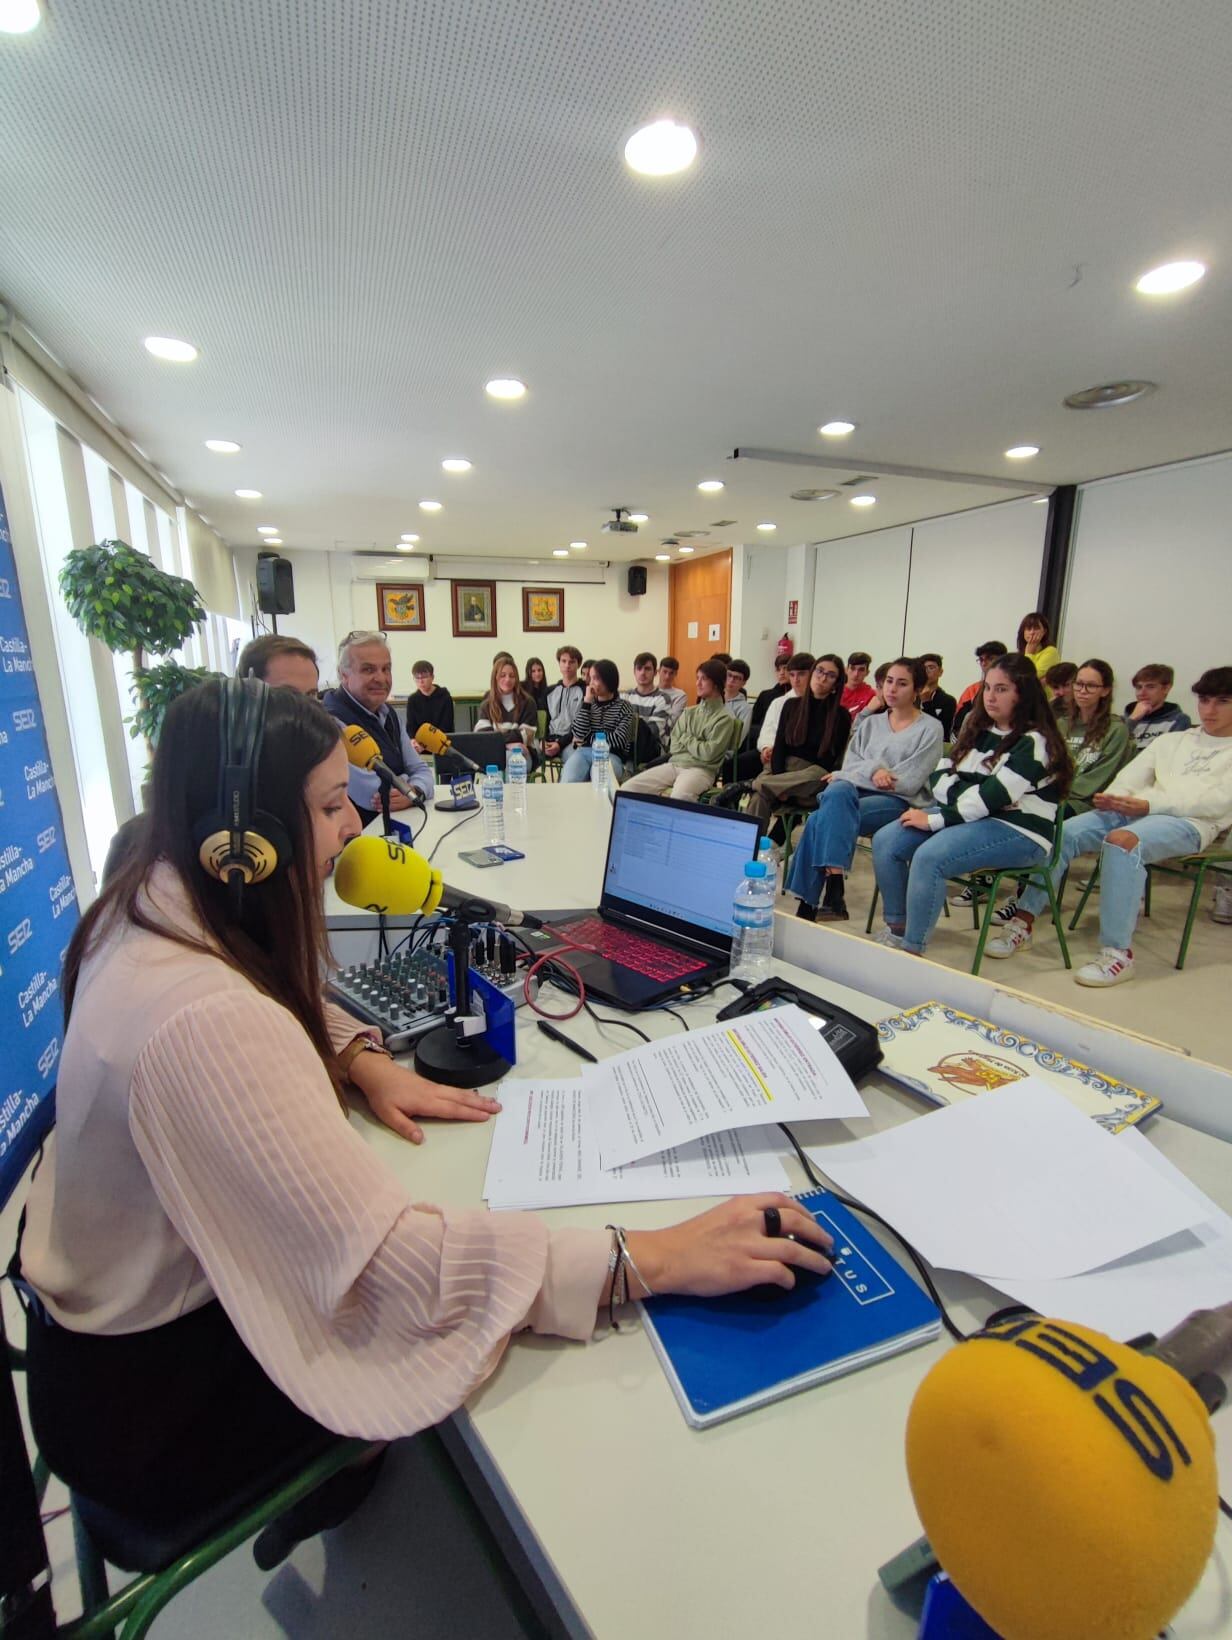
[{"x1": 639, "y1": 1189, "x2": 941, "y2": 1428}]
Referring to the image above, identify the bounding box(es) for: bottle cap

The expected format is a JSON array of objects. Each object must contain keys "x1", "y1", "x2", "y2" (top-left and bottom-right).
[
  {"x1": 486, "y1": 764, "x2": 501, "y2": 774},
  {"x1": 744, "y1": 860, "x2": 769, "y2": 878}
]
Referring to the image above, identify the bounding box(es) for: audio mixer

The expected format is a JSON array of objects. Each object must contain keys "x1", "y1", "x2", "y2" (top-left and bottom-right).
[{"x1": 329, "y1": 943, "x2": 523, "y2": 1050}]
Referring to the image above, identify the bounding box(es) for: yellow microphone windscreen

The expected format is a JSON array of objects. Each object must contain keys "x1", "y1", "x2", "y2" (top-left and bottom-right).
[
  {"x1": 906, "y1": 1315, "x2": 1217, "y2": 1640},
  {"x1": 415, "y1": 723, "x2": 450, "y2": 756},
  {"x1": 333, "y1": 834, "x2": 443, "y2": 916},
  {"x1": 341, "y1": 726, "x2": 382, "y2": 770}
]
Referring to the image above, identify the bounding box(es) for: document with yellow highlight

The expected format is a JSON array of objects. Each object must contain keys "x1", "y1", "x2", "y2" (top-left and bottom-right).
[{"x1": 587, "y1": 1004, "x2": 869, "y2": 1169}]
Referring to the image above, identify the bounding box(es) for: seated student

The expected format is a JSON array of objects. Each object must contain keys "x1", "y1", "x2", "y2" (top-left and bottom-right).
[
  {"x1": 710, "y1": 651, "x2": 733, "y2": 666},
  {"x1": 787, "y1": 658, "x2": 944, "y2": 922},
  {"x1": 952, "y1": 641, "x2": 1009, "y2": 737},
  {"x1": 621, "y1": 651, "x2": 673, "y2": 752},
  {"x1": 746, "y1": 654, "x2": 851, "y2": 823},
  {"x1": 1017, "y1": 611, "x2": 1061, "y2": 679},
  {"x1": 474, "y1": 656, "x2": 539, "y2": 764},
  {"x1": 622, "y1": 661, "x2": 743, "y2": 802},
  {"x1": 236, "y1": 634, "x2": 320, "y2": 693},
  {"x1": 1044, "y1": 660, "x2": 1077, "y2": 716},
  {"x1": 855, "y1": 661, "x2": 891, "y2": 722},
  {"x1": 17, "y1": 680, "x2": 829, "y2": 1551},
  {"x1": 657, "y1": 656, "x2": 688, "y2": 727},
  {"x1": 1124, "y1": 662, "x2": 1192, "y2": 752},
  {"x1": 543, "y1": 645, "x2": 585, "y2": 762},
  {"x1": 561, "y1": 659, "x2": 637, "y2": 783},
  {"x1": 917, "y1": 653, "x2": 956, "y2": 739},
  {"x1": 522, "y1": 656, "x2": 550, "y2": 712},
  {"x1": 579, "y1": 659, "x2": 596, "y2": 693},
  {"x1": 407, "y1": 658, "x2": 455, "y2": 743},
  {"x1": 723, "y1": 658, "x2": 753, "y2": 731},
  {"x1": 749, "y1": 654, "x2": 790, "y2": 741},
  {"x1": 871, "y1": 653, "x2": 1071, "y2": 954},
  {"x1": 987, "y1": 666, "x2": 1232, "y2": 983},
  {"x1": 322, "y1": 631, "x2": 434, "y2": 825},
  {"x1": 841, "y1": 652, "x2": 875, "y2": 718},
  {"x1": 730, "y1": 656, "x2": 791, "y2": 780}
]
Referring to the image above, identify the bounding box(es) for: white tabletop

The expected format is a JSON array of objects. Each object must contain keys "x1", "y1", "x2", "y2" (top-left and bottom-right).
[{"x1": 339, "y1": 784, "x2": 1232, "y2": 1638}]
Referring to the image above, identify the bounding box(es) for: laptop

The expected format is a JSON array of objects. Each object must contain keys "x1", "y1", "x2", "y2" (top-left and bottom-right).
[
  {"x1": 432, "y1": 731, "x2": 514, "y2": 779},
  {"x1": 533, "y1": 790, "x2": 765, "y2": 1009}
]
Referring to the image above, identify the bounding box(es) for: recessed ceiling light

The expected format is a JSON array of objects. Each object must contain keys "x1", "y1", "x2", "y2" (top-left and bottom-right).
[
  {"x1": 1135, "y1": 260, "x2": 1206, "y2": 295},
  {"x1": 1063, "y1": 380, "x2": 1157, "y2": 410},
  {"x1": 569, "y1": 540, "x2": 587, "y2": 549},
  {"x1": 419, "y1": 499, "x2": 442, "y2": 512},
  {"x1": 678, "y1": 545, "x2": 695, "y2": 554},
  {"x1": 654, "y1": 552, "x2": 672, "y2": 561},
  {"x1": 485, "y1": 377, "x2": 526, "y2": 400},
  {"x1": 756, "y1": 522, "x2": 777, "y2": 532},
  {"x1": 397, "y1": 542, "x2": 416, "y2": 553},
  {"x1": 144, "y1": 335, "x2": 198, "y2": 363},
  {"x1": 850, "y1": 494, "x2": 877, "y2": 508},
  {"x1": 234, "y1": 488, "x2": 262, "y2": 500},
  {"x1": 0, "y1": 0, "x2": 42, "y2": 33},
  {"x1": 552, "y1": 548, "x2": 570, "y2": 557},
  {"x1": 624, "y1": 119, "x2": 698, "y2": 177},
  {"x1": 697, "y1": 480, "x2": 724, "y2": 493},
  {"x1": 629, "y1": 512, "x2": 649, "y2": 523},
  {"x1": 818, "y1": 420, "x2": 856, "y2": 437},
  {"x1": 441, "y1": 457, "x2": 472, "y2": 473},
  {"x1": 1004, "y1": 445, "x2": 1040, "y2": 459},
  {"x1": 257, "y1": 525, "x2": 279, "y2": 534},
  {"x1": 204, "y1": 438, "x2": 241, "y2": 454},
  {"x1": 400, "y1": 533, "x2": 420, "y2": 543}
]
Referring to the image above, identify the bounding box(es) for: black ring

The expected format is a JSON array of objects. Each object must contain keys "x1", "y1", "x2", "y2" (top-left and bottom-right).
[{"x1": 762, "y1": 1206, "x2": 782, "y2": 1238}]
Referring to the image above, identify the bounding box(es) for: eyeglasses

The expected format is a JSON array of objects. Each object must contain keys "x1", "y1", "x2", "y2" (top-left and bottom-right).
[{"x1": 1072, "y1": 680, "x2": 1104, "y2": 692}]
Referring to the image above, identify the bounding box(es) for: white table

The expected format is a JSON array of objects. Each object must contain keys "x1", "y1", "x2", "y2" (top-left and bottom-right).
[{"x1": 329, "y1": 785, "x2": 1232, "y2": 1638}]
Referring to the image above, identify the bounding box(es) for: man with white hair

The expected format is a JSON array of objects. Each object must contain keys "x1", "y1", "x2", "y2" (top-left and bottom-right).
[{"x1": 322, "y1": 630, "x2": 434, "y2": 825}]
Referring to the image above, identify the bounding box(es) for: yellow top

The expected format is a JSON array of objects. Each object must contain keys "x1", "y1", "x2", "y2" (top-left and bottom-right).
[{"x1": 1026, "y1": 643, "x2": 1061, "y2": 678}]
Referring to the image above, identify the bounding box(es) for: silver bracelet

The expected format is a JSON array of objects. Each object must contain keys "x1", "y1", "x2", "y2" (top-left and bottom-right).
[{"x1": 612, "y1": 1225, "x2": 655, "y2": 1298}]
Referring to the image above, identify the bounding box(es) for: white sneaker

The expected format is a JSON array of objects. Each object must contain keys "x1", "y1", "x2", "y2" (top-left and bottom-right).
[
  {"x1": 985, "y1": 917, "x2": 1032, "y2": 959},
  {"x1": 873, "y1": 927, "x2": 905, "y2": 949},
  {"x1": 991, "y1": 898, "x2": 1020, "y2": 925},
  {"x1": 1075, "y1": 947, "x2": 1135, "y2": 987},
  {"x1": 948, "y1": 884, "x2": 977, "y2": 908},
  {"x1": 1212, "y1": 879, "x2": 1232, "y2": 925}
]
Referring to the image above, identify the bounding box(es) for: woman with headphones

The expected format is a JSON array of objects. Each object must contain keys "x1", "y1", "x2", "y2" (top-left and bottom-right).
[{"x1": 18, "y1": 680, "x2": 830, "y2": 1553}]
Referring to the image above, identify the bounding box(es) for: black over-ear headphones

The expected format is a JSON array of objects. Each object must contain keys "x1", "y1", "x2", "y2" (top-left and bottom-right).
[{"x1": 193, "y1": 676, "x2": 293, "y2": 892}]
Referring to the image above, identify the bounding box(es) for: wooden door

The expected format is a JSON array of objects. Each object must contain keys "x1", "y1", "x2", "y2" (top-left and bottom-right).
[{"x1": 667, "y1": 550, "x2": 732, "y2": 703}]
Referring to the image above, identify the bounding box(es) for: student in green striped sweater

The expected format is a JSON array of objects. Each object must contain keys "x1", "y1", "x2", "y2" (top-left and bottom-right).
[{"x1": 871, "y1": 653, "x2": 1072, "y2": 954}]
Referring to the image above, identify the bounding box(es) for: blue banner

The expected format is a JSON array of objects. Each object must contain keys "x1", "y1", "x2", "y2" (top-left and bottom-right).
[{"x1": 0, "y1": 481, "x2": 78, "y2": 1201}]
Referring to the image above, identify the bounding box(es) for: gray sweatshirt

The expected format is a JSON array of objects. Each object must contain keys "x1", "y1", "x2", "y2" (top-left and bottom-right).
[{"x1": 832, "y1": 711, "x2": 944, "y2": 806}]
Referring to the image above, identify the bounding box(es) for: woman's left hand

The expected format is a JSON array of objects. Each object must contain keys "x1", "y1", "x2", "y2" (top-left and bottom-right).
[
  {"x1": 349, "y1": 1052, "x2": 502, "y2": 1144},
  {"x1": 871, "y1": 767, "x2": 897, "y2": 790},
  {"x1": 899, "y1": 807, "x2": 934, "y2": 830}
]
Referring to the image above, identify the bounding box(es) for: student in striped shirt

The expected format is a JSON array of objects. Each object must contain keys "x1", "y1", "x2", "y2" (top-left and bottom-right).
[{"x1": 871, "y1": 653, "x2": 1072, "y2": 954}]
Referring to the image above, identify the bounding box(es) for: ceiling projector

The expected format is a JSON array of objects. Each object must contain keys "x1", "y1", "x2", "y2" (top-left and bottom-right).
[{"x1": 602, "y1": 508, "x2": 639, "y2": 534}]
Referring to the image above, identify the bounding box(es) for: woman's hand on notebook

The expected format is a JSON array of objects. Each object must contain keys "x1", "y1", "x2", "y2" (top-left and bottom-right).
[{"x1": 626, "y1": 1195, "x2": 835, "y2": 1300}]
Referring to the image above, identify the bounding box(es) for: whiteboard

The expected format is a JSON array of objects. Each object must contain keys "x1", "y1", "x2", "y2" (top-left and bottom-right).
[{"x1": 809, "y1": 525, "x2": 910, "y2": 669}]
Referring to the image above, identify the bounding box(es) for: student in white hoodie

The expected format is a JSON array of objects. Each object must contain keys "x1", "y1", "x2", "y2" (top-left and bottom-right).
[{"x1": 987, "y1": 666, "x2": 1232, "y2": 985}]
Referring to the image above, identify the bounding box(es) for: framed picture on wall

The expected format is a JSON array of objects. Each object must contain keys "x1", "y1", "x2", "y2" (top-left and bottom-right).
[
  {"x1": 521, "y1": 586, "x2": 565, "y2": 633},
  {"x1": 376, "y1": 582, "x2": 426, "y2": 632},
  {"x1": 450, "y1": 579, "x2": 497, "y2": 638}
]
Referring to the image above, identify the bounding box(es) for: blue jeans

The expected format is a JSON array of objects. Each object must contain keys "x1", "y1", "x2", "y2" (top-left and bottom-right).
[
  {"x1": 872, "y1": 817, "x2": 1045, "y2": 954},
  {"x1": 785, "y1": 782, "x2": 909, "y2": 906},
  {"x1": 1017, "y1": 809, "x2": 1203, "y2": 952},
  {"x1": 562, "y1": 747, "x2": 626, "y2": 784}
]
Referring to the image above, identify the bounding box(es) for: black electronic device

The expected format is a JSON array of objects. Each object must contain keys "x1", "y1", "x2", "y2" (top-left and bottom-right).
[
  {"x1": 255, "y1": 554, "x2": 295, "y2": 615},
  {"x1": 329, "y1": 947, "x2": 523, "y2": 1052},
  {"x1": 192, "y1": 677, "x2": 291, "y2": 899},
  {"x1": 715, "y1": 977, "x2": 883, "y2": 1084},
  {"x1": 626, "y1": 564, "x2": 647, "y2": 596},
  {"x1": 432, "y1": 731, "x2": 510, "y2": 779}
]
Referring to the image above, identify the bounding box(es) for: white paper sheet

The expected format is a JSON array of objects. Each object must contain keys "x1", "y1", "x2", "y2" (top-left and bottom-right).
[
  {"x1": 986, "y1": 1130, "x2": 1232, "y2": 1337},
  {"x1": 811, "y1": 1078, "x2": 1208, "y2": 1281},
  {"x1": 587, "y1": 1004, "x2": 868, "y2": 1169},
  {"x1": 484, "y1": 1079, "x2": 793, "y2": 1210}
]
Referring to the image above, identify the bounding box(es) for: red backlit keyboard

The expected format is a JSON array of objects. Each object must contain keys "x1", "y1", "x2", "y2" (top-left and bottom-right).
[{"x1": 555, "y1": 917, "x2": 709, "y2": 982}]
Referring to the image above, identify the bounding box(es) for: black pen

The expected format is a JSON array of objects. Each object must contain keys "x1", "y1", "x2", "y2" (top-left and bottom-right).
[{"x1": 536, "y1": 1019, "x2": 598, "y2": 1064}]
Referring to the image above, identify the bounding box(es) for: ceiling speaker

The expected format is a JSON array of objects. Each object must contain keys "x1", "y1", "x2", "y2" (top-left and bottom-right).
[{"x1": 627, "y1": 565, "x2": 647, "y2": 596}]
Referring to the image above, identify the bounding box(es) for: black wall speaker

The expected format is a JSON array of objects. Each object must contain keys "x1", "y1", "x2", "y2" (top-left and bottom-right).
[
  {"x1": 256, "y1": 554, "x2": 295, "y2": 615},
  {"x1": 627, "y1": 564, "x2": 648, "y2": 597}
]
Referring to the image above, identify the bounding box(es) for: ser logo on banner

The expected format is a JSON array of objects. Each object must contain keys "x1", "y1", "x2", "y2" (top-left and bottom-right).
[
  {"x1": 7, "y1": 916, "x2": 33, "y2": 955},
  {"x1": 12, "y1": 708, "x2": 36, "y2": 732}
]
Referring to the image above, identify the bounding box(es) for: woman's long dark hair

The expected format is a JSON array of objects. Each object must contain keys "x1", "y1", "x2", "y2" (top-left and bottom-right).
[
  {"x1": 63, "y1": 682, "x2": 347, "y2": 1096},
  {"x1": 779, "y1": 654, "x2": 815, "y2": 746},
  {"x1": 481, "y1": 658, "x2": 533, "y2": 727},
  {"x1": 522, "y1": 656, "x2": 548, "y2": 703},
  {"x1": 1067, "y1": 657, "x2": 1115, "y2": 751},
  {"x1": 948, "y1": 652, "x2": 1072, "y2": 790},
  {"x1": 1016, "y1": 611, "x2": 1051, "y2": 654}
]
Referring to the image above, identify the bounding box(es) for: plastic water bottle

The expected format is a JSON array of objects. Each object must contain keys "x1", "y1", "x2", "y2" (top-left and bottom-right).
[
  {"x1": 506, "y1": 741, "x2": 528, "y2": 821},
  {"x1": 757, "y1": 835, "x2": 778, "y2": 892},
  {"x1": 591, "y1": 730, "x2": 611, "y2": 797},
  {"x1": 482, "y1": 764, "x2": 505, "y2": 845},
  {"x1": 730, "y1": 861, "x2": 775, "y2": 982}
]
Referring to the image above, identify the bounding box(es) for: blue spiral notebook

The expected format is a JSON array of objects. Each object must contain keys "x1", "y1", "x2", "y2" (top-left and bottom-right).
[{"x1": 638, "y1": 1189, "x2": 942, "y2": 1428}]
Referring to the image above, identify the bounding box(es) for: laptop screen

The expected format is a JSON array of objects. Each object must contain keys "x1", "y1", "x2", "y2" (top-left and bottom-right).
[{"x1": 600, "y1": 792, "x2": 763, "y2": 949}]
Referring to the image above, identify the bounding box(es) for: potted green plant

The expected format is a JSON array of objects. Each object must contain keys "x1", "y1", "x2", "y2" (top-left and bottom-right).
[{"x1": 59, "y1": 537, "x2": 218, "y2": 749}]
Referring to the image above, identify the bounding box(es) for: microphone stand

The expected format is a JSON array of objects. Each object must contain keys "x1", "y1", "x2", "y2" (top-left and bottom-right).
[
  {"x1": 414, "y1": 905, "x2": 512, "y2": 1088},
  {"x1": 378, "y1": 773, "x2": 395, "y2": 837}
]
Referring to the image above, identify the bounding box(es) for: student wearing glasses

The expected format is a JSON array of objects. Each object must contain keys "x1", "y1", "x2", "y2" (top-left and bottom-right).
[{"x1": 745, "y1": 654, "x2": 851, "y2": 823}]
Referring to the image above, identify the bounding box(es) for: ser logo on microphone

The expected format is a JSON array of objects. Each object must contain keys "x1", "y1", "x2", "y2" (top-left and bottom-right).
[{"x1": 979, "y1": 1314, "x2": 1192, "y2": 1481}]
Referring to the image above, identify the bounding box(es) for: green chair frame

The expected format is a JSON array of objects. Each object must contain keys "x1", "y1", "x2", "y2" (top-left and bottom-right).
[{"x1": 1069, "y1": 846, "x2": 1232, "y2": 970}]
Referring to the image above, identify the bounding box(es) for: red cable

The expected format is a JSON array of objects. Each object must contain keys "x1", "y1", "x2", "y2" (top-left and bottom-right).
[{"x1": 520, "y1": 926, "x2": 601, "y2": 1021}]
